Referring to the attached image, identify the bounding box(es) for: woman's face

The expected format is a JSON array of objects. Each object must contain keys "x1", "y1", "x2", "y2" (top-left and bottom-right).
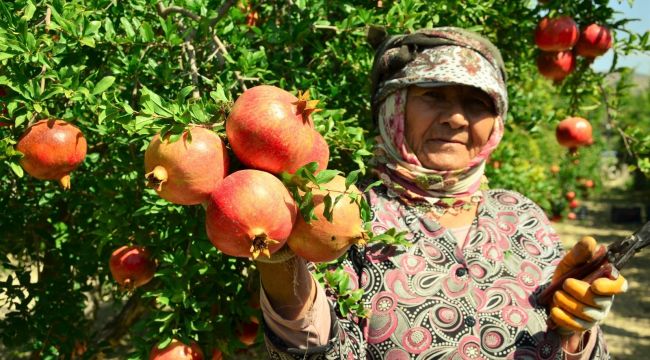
[{"x1": 405, "y1": 85, "x2": 497, "y2": 171}]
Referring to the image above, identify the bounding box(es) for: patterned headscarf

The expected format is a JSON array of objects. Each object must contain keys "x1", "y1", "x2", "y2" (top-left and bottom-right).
[{"x1": 369, "y1": 28, "x2": 508, "y2": 203}]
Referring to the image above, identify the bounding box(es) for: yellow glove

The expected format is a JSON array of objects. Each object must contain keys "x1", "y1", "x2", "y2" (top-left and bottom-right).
[{"x1": 550, "y1": 236, "x2": 628, "y2": 333}]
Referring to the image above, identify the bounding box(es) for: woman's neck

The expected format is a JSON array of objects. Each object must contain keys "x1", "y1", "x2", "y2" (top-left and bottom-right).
[{"x1": 437, "y1": 202, "x2": 479, "y2": 228}]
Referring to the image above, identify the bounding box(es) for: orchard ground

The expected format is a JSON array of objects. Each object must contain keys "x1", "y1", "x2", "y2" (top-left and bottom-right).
[{"x1": 1, "y1": 191, "x2": 649, "y2": 359}]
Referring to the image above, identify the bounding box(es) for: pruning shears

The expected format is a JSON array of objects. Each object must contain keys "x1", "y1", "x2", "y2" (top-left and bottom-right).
[{"x1": 538, "y1": 220, "x2": 650, "y2": 305}]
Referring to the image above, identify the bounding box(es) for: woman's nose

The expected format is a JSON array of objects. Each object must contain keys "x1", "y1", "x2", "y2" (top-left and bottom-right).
[{"x1": 440, "y1": 102, "x2": 469, "y2": 129}]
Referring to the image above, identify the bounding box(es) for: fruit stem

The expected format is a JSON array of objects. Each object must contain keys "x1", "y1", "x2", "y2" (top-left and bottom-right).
[
  {"x1": 145, "y1": 166, "x2": 168, "y2": 191},
  {"x1": 59, "y1": 174, "x2": 71, "y2": 190}
]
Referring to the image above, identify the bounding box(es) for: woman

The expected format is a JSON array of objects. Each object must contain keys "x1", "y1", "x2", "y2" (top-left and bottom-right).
[{"x1": 256, "y1": 27, "x2": 627, "y2": 359}]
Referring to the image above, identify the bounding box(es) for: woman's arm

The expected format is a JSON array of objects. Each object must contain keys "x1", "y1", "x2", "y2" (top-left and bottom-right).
[{"x1": 256, "y1": 257, "x2": 316, "y2": 320}]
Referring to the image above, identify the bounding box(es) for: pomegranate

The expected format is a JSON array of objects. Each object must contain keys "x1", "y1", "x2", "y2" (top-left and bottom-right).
[
  {"x1": 287, "y1": 175, "x2": 367, "y2": 263},
  {"x1": 16, "y1": 119, "x2": 87, "y2": 189},
  {"x1": 569, "y1": 199, "x2": 580, "y2": 209},
  {"x1": 144, "y1": 127, "x2": 229, "y2": 205},
  {"x1": 226, "y1": 85, "x2": 319, "y2": 174},
  {"x1": 535, "y1": 16, "x2": 579, "y2": 51},
  {"x1": 205, "y1": 169, "x2": 297, "y2": 259},
  {"x1": 550, "y1": 164, "x2": 560, "y2": 174},
  {"x1": 537, "y1": 51, "x2": 575, "y2": 81},
  {"x1": 583, "y1": 179, "x2": 595, "y2": 188},
  {"x1": 109, "y1": 245, "x2": 157, "y2": 290},
  {"x1": 236, "y1": 317, "x2": 260, "y2": 346},
  {"x1": 211, "y1": 349, "x2": 223, "y2": 360},
  {"x1": 566, "y1": 191, "x2": 576, "y2": 201},
  {"x1": 302, "y1": 130, "x2": 330, "y2": 173},
  {"x1": 149, "y1": 339, "x2": 204, "y2": 360},
  {"x1": 555, "y1": 117, "x2": 593, "y2": 149},
  {"x1": 575, "y1": 24, "x2": 612, "y2": 58},
  {"x1": 567, "y1": 212, "x2": 577, "y2": 220}
]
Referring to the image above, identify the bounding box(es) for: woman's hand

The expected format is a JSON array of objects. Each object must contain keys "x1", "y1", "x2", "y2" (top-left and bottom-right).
[{"x1": 550, "y1": 236, "x2": 628, "y2": 333}]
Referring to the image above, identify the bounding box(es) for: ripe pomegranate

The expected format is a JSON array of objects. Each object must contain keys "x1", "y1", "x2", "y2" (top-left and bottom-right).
[
  {"x1": 302, "y1": 130, "x2": 330, "y2": 173},
  {"x1": 565, "y1": 191, "x2": 576, "y2": 201},
  {"x1": 583, "y1": 179, "x2": 594, "y2": 188},
  {"x1": 149, "y1": 339, "x2": 204, "y2": 360},
  {"x1": 569, "y1": 199, "x2": 580, "y2": 209},
  {"x1": 109, "y1": 245, "x2": 157, "y2": 290},
  {"x1": 575, "y1": 24, "x2": 612, "y2": 58},
  {"x1": 236, "y1": 317, "x2": 260, "y2": 346},
  {"x1": 16, "y1": 119, "x2": 87, "y2": 189},
  {"x1": 555, "y1": 117, "x2": 593, "y2": 149},
  {"x1": 205, "y1": 169, "x2": 297, "y2": 259},
  {"x1": 535, "y1": 16, "x2": 579, "y2": 51},
  {"x1": 550, "y1": 164, "x2": 561, "y2": 174},
  {"x1": 567, "y1": 212, "x2": 577, "y2": 220},
  {"x1": 211, "y1": 349, "x2": 223, "y2": 360},
  {"x1": 226, "y1": 85, "x2": 318, "y2": 174},
  {"x1": 287, "y1": 175, "x2": 367, "y2": 263},
  {"x1": 144, "y1": 127, "x2": 229, "y2": 205},
  {"x1": 537, "y1": 51, "x2": 576, "y2": 81}
]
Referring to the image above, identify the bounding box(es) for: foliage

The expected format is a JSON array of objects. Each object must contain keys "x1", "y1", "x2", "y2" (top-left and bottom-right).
[{"x1": 0, "y1": 0, "x2": 648, "y2": 358}]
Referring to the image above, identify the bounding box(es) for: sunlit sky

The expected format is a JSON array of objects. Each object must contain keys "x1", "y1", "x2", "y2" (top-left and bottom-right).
[{"x1": 592, "y1": 0, "x2": 650, "y2": 74}]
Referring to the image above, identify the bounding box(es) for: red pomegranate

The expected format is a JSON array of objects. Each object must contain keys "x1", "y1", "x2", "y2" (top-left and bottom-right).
[
  {"x1": 537, "y1": 51, "x2": 576, "y2": 81},
  {"x1": 569, "y1": 199, "x2": 580, "y2": 209},
  {"x1": 144, "y1": 127, "x2": 229, "y2": 205},
  {"x1": 211, "y1": 349, "x2": 223, "y2": 360},
  {"x1": 226, "y1": 85, "x2": 318, "y2": 174},
  {"x1": 16, "y1": 119, "x2": 87, "y2": 189},
  {"x1": 109, "y1": 245, "x2": 157, "y2": 290},
  {"x1": 566, "y1": 191, "x2": 576, "y2": 201},
  {"x1": 575, "y1": 24, "x2": 612, "y2": 58},
  {"x1": 567, "y1": 212, "x2": 577, "y2": 220},
  {"x1": 287, "y1": 175, "x2": 367, "y2": 263},
  {"x1": 535, "y1": 16, "x2": 579, "y2": 51},
  {"x1": 205, "y1": 169, "x2": 297, "y2": 259},
  {"x1": 236, "y1": 318, "x2": 260, "y2": 346},
  {"x1": 149, "y1": 339, "x2": 204, "y2": 360},
  {"x1": 555, "y1": 117, "x2": 593, "y2": 149},
  {"x1": 302, "y1": 131, "x2": 330, "y2": 173}
]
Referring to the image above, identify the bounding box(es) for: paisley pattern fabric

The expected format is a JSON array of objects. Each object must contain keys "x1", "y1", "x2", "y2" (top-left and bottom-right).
[{"x1": 263, "y1": 185, "x2": 609, "y2": 359}]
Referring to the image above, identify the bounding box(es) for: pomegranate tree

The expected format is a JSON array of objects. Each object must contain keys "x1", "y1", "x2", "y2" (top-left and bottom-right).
[
  {"x1": 226, "y1": 85, "x2": 319, "y2": 174},
  {"x1": 144, "y1": 127, "x2": 229, "y2": 205},
  {"x1": 205, "y1": 169, "x2": 297, "y2": 259},
  {"x1": 16, "y1": 119, "x2": 87, "y2": 189},
  {"x1": 149, "y1": 339, "x2": 204, "y2": 360},
  {"x1": 536, "y1": 51, "x2": 575, "y2": 81},
  {"x1": 555, "y1": 116, "x2": 593, "y2": 149},
  {"x1": 109, "y1": 245, "x2": 157, "y2": 290},
  {"x1": 535, "y1": 16, "x2": 579, "y2": 51},
  {"x1": 575, "y1": 23, "x2": 613, "y2": 58},
  {"x1": 287, "y1": 175, "x2": 367, "y2": 263}
]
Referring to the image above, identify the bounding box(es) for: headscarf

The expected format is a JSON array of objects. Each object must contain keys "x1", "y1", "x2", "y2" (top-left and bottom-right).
[{"x1": 368, "y1": 27, "x2": 508, "y2": 205}]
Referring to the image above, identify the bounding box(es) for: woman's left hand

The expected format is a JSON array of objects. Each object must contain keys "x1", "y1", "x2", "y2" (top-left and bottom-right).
[{"x1": 550, "y1": 236, "x2": 629, "y2": 333}]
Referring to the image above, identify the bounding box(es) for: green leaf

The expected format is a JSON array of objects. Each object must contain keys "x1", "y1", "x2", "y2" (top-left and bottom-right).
[
  {"x1": 323, "y1": 193, "x2": 333, "y2": 222},
  {"x1": 79, "y1": 37, "x2": 96, "y2": 48},
  {"x1": 120, "y1": 17, "x2": 136, "y2": 38},
  {"x1": 22, "y1": 1, "x2": 36, "y2": 21},
  {"x1": 210, "y1": 84, "x2": 229, "y2": 102},
  {"x1": 9, "y1": 162, "x2": 23, "y2": 177},
  {"x1": 345, "y1": 170, "x2": 360, "y2": 189},
  {"x1": 315, "y1": 169, "x2": 341, "y2": 185},
  {"x1": 92, "y1": 76, "x2": 115, "y2": 95}
]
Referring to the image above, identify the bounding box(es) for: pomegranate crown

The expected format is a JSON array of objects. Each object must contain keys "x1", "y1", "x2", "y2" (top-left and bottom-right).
[{"x1": 292, "y1": 90, "x2": 321, "y2": 122}]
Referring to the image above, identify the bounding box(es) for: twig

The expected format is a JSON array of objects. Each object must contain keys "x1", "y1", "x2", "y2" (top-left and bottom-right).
[
  {"x1": 155, "y1": 1, "x2": 201, "y2": 21},
  {"x1": 39, "y1": 64, "x2": 46, "y2": 94},
  {"x1": 211, "y1": 34, "x2": 250, "y2": 90},
  {"x1": 209, "y1": 0, "x2": 237, "y2": 28},
  {"x1": 313, "y1": 24, "x2": 339, "y2": 33},
  {"x1": 45, "y1": 6, "x2": 51, "y2": 31},
  {"x1": 184, "y1": 39, "x2": 201, "y2": 99}
]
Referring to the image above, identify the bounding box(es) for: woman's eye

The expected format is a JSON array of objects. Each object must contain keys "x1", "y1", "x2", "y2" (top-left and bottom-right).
[
  {"x1": 423, "y1": 92, "x2": 445, "y2": 101},
  {"x1": 468, "y1": 97, "x2": 492, "y2": 111}
]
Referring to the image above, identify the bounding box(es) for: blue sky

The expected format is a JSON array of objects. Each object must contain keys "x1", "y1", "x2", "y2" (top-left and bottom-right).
[{"x1": 592, "y1": 0, "x2": 650, "y2": 74}]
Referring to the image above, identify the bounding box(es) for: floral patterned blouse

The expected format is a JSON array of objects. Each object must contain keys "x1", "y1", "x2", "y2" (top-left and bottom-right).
[{"x1": 263, "y1": 185, "x2": 609, "y2": 359}]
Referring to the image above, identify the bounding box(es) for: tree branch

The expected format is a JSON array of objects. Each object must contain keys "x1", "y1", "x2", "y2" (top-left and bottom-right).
[
  {"x1": 155, "y1": 1, "x2": 201, "y2": 21},
  {"x1": 209, "y1": 0, "x2": 237, "y2": 28}
]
